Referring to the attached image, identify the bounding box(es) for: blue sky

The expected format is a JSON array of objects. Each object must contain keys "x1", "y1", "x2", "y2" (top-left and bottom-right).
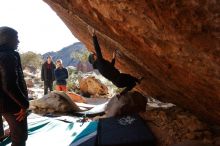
[{"x1": 0, "y1": 0, "x2": 79, "y2": 54}]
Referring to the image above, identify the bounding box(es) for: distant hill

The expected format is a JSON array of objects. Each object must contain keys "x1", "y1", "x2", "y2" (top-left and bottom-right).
[{"x1": 42, "y1": 42, "x2": 91, "y2": 68}]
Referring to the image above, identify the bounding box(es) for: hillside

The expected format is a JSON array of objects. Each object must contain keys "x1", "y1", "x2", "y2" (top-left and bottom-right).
[{"x1": 43, "y1": 42, "x2": 91, "y2": 68}]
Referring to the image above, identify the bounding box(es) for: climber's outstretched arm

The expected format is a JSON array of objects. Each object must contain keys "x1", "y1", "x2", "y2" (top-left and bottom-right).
[
  {"x1": 92, "y1": 34, "x2": 103, "y2": 59},
  {"x1": 88, "y1": 26, "x2": 103, "y2": 60}
]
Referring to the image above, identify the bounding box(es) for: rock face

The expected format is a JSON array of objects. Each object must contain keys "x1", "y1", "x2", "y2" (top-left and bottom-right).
[
  {"x1": 44, "y1": 0, "x2": 220, "y2": 124},
  {"x1": 140, "y1": 107, "x2": 214, "y2": 146},
  {"x1": 171, "y1": 140, "x2": 214, "y2": 146}
]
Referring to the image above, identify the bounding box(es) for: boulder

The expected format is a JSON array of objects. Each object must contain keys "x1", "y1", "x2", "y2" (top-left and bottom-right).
[
  {"x1": 30, "y1": 92, "x2": 73, "y2": 114},
  {"x1": 43, "y1": 0, "x2": 220, "y2": 124},
  {"x1": 79, "y1": 76, "x2": 108, "y2": 97}
]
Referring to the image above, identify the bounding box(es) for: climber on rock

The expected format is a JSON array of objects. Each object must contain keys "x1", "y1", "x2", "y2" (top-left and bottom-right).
[{"x1": 88, "y1": 26, "x2": 143, "y2": 97}]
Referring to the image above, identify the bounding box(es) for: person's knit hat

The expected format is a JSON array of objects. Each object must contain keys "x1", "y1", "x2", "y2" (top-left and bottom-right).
[
  {"x1": 0, "y1": 26, "x2": 17, "y2": 46},
  {"x1": 56, "y1": 59, "x2": 63, "y2": 64}
]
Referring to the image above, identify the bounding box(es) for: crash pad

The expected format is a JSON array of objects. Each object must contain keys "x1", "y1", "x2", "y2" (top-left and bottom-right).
[{"x1": 0, "y1": 113, "x2": 98, "y2": 146}]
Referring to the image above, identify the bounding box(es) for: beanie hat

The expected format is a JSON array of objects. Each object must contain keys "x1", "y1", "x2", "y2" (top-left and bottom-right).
[
  {"x1": 56, "y1": 59, "x2": 63, "y2": 64},
  {"x1": 0, "y1": 26, "x2": 18, "y2": 46}
]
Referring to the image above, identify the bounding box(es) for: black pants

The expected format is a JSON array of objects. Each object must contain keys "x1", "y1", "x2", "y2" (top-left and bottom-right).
[
  {"x1": 0, "y1": 115, "x2": 4, "y2": 137},
  {"x1": 2, "y1": 113, "x2": 28, "y2": 146},
  {"x1": 44, "y1": 81, "x2": 53, "y2": 95},
  {"x1": 113, "y1": 73, "x2": 138, "y2": 95}
]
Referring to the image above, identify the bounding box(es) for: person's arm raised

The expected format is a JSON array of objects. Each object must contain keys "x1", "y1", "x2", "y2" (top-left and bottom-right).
[{"x1": 88, "y1": 26, "x2": 103, "y2": 59}]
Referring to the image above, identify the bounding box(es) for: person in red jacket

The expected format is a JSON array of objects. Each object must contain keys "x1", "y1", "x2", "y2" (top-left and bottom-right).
[{"x1": 0, "y1": 26, "x2": 29, "y2": 146}]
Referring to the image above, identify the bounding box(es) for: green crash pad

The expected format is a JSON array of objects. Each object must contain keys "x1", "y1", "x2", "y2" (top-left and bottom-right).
[{"x1": 0, "y1": 114, "x2": 97, "y2": 146}]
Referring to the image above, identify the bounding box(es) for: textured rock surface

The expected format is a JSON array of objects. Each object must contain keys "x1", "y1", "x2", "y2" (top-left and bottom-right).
[
  {"x1": 79, "y1": 76, "x2": 108, "y2": 96},
  {"x1": 30, "y1": 92, "x2": 73, "y2": 114},
  {"x1": 171, "y1": 140, "x2": 214, "y2": 146},
  {"x1": 44, "y1": 0, "x2": 220, "y2": 124},
  {"x1": 140, "y1": 107, "x2": 214, "y2": 146}
]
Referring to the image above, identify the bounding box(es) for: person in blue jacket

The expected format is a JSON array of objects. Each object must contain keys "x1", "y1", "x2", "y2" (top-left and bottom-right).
[{"x1": 54, "y1": 59, "x2": 68, "y2": 92}]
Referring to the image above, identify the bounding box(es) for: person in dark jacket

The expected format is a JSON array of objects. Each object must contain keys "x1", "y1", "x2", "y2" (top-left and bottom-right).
[
  {"x1": 41, "y1": 55, "x2": 56, "y2": 95},
  {"x1": 0, "y1": 116, "x2": 4, "y2": 141},
  {"x1": 54, "y1": 59, "x2": 68, "y2": 92},
  {"x1": 0, "y1": 26, "x2": 29, "y2": 146},
  {"x1": 88, "y1": 27, "x2": 143, "y2": 97}
]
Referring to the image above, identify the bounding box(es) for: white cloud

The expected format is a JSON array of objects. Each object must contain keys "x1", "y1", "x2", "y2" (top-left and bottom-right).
[{"x1": 0, "y1": 0, "x2": 79, "y2": 54}]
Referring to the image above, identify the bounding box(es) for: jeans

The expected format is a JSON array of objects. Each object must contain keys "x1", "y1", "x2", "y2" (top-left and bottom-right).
[{"x1": 2, "y1": 113, "x2": 28, "y2": 146}]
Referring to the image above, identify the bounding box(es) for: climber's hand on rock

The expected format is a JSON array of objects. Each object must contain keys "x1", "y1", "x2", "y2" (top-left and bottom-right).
[{"x1": 88, "y1": 26, "x2": 95, "y2": 36}]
